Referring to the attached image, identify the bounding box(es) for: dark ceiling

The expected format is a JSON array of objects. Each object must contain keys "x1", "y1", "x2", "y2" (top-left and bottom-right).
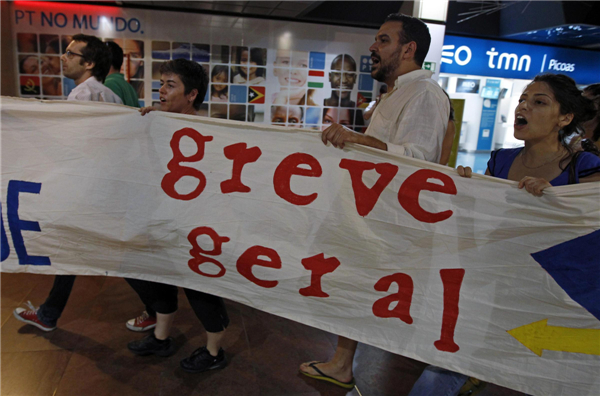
[
  {"x1": 76, "y1": 1, "x2": 600, "y2": 49},
  {"x1": 446, "y1": 1, "x2": 600, "y2": 49}
]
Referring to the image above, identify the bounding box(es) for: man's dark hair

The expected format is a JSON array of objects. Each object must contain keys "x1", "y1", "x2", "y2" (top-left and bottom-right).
[
  {"x1": 105, "y1": 41, "x2": 124, "y2": 71},
  {"x1": 71, "y1": 34, "x2": 111, "y2": 81},
  {"x1": 159, "y1": 59, "x2": 209, "y2": 110},
  {"x1": 384, "y1": 13, "x2": 431, "y2": 67}
]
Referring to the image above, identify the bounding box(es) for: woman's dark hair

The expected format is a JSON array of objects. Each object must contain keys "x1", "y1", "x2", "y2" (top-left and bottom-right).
[
  {"x1": 531, "y1": 74, "x2": 598, "y2": 168},
  {"x1": 583, "y1": 83, "x2": 600, "y2": 142},
  {"x1": 583, "y1": 83, "x2": 600, "y2": 98},
  {"x1": 159, "y1": 59, "x2": 208, "y2": 110},
  {"x1": 71, "y1": 34, "x2": 111, "y2": 82},
  {"x1": 532, "y1": 74, "x2": 595, "y2": 139}
]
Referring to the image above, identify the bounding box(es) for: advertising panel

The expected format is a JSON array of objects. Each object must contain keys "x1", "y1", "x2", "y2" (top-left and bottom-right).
[{"x1": 441, "y1": 35, "x2": 600, "y2": 84}]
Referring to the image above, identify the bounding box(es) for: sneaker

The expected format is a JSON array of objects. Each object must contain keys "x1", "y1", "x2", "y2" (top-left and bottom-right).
[
  {"x1": 127, "y1": 334, "x2": 175, "y2": 357},
  {"x1": 13, "y1": 301, "x2": 56, "y2": 332},
  {"x1": 180, "y1": 346, "x2": 227, "y2": 373},
  {"x1": 126, "y1": 311, "x2": 157, "y2": 332}
]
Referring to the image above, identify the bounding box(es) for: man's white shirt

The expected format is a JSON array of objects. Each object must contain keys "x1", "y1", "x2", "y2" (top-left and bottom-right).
[
  {"x1": 366, "y1": 70, "x2": 449, "y2": 163},
  {"x1": 67, "y1": 76, "x2": 123, "y2": 104}
]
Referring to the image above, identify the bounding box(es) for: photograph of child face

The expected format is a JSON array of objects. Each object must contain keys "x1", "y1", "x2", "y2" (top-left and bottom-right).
[
  {"x1": 19, "y1": 55, "x2": 39, "y2": 74},
  {"x1": 41, "y1": 56, "x2": 61, "y2": 75},
  {"x1": 232, "y1": 47, "x2": 266, "y2": 85},
  {"x1": 211, "y1": 65, "x2": 229, "y2": 102}
]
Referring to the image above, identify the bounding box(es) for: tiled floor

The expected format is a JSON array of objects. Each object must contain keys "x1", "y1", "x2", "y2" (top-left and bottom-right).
[{"x1": 1, "y1": 273, "x2": 527, "y2": 396}]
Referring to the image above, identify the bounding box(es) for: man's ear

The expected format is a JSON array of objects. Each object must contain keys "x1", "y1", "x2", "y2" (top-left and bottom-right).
[
  {"x1": 187, "y1": 88, "x2": 198, "y2": 104},
  {"x1": 84, "y1": 60, "x2": 95, "y2": 72},
  {"x1": 403, "y1": 41, "x2": 417, "y2": 61}
]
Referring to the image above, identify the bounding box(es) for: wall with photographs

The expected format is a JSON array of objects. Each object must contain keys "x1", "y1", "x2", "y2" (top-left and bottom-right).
[{"x1": 10, "y1": 1, "x2": 446, "y2": 131}]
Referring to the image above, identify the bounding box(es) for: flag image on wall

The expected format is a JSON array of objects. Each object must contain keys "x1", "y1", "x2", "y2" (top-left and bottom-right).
[
  {"x1": 357, "y1": 92, "x2": 372, "y2": 108},
  {"x1": 248, "y1": 86, "x2": 265, "y2": 104},
  {"x1": 308, "y1": 70, "x2": 325, "y2": 88},
  {"x1": 20, "y1": 76, "x2": 40, "y2": 96}
]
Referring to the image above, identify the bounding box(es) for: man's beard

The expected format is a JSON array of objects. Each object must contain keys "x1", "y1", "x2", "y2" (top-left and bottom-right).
[{"x1": 371, "y1": 48, "x2": 402, "y2": 82}]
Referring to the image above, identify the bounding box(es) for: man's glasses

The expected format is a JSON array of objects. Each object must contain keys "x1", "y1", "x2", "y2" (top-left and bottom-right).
[{"x1": 65, "y1": 50, "x2": 85, "y2": 60}]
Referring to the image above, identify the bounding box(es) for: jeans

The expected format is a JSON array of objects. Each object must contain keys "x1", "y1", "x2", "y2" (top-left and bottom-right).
[
  {"x1": 37, "y1": 275, "x2": 77, "y2": 327},
  {"x1": 408, "y1": 366, "x2": 468, "y2": 396}
]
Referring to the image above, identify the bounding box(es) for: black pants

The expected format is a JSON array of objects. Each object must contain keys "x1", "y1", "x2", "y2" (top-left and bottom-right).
[
  {"x1": 37, "y1": 275, "x2": 76, "y2": 327},
  {"x1": 125, "y1": 278, "x2": 229, "y2": 333}
]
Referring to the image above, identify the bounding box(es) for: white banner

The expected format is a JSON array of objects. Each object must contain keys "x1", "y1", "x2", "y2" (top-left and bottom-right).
[{"x1": 1, "y1": 97, "x2": 599, "y2": 396}]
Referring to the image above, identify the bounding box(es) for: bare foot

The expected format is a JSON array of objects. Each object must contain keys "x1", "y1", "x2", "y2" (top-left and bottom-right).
[{"x1": 299, "y1": 360, "x2": 354, "y2": 383}]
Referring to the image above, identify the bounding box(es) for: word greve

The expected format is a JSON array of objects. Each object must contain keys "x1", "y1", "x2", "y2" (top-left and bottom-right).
[{"x1": 162, "y1": 127, "x2": 458, "y2": 222}]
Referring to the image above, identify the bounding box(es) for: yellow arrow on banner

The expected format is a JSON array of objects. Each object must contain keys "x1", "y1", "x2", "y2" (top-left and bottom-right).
[{"x1": 508, "y1": 319, "x2": 600, "y2": 357}]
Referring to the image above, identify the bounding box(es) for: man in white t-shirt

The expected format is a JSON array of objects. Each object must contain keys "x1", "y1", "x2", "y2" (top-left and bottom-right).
[
  {"x1": 63, "y1": 34, "x2": 122, "y2": 103},
  {"x1": 300, "y1": 13, "x2": 450, "y2": 390},
  {"x1": 13, "y1": 34, "x2": 121, "y2": 334}
]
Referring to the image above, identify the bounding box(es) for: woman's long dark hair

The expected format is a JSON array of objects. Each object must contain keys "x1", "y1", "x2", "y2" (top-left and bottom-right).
[{"x1": 530, "y1": 74, "x2": 597, "y2": 168}]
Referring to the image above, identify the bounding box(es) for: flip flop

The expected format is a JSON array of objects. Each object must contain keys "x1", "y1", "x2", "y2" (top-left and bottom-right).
[{"x1": 300, "y1": 361, "x2": 356, "y2": 389}]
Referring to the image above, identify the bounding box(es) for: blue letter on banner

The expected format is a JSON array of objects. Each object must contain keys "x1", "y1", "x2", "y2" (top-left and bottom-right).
[{"x1": 7, "y1": 180, "x2": 51, "y2": 265}]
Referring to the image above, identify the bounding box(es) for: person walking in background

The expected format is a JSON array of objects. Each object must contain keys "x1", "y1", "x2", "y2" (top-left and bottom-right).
[
  {"x1": 104, "y1": 41, "x2": 140, "y2": 107},
  {"x1": 13, "y1": 33, "x2": 121, "y2": 332}
]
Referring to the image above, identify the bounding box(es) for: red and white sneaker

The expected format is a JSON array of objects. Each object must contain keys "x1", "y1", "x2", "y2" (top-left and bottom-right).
[
  {"x1": 126, "y1": 311, "x2": 157, "y2": 332},
  {"x1": 13, "y1": 301, "x2": 56, "y2": 332}
]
